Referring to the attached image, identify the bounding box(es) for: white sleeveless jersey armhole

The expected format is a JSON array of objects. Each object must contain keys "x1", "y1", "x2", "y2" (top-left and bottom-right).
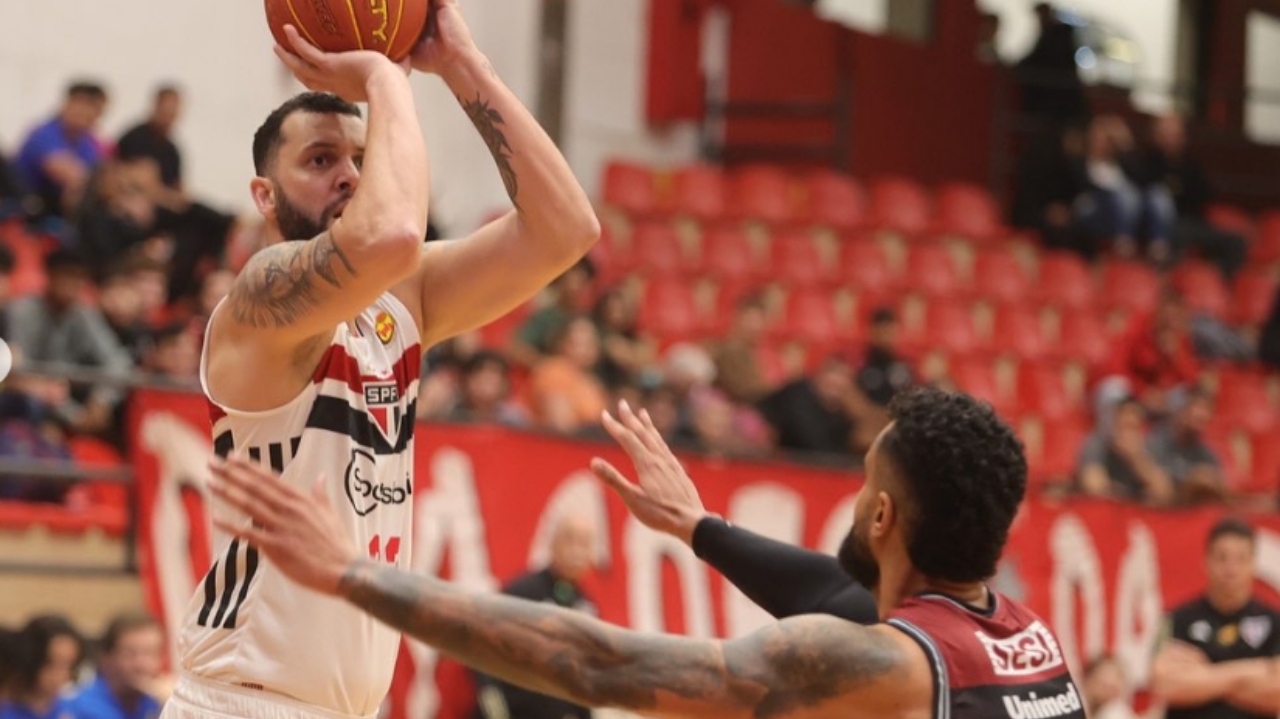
[{"x1": 180, "y1": 293, "x2": 421, "y2": 717}]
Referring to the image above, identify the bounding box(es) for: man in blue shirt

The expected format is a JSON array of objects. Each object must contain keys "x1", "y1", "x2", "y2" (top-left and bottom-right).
[
  {"x1": 14, "y1": 81, "x2": 108, "y2": 218},
  {"x1": 68, "y1": 614, "x2": 163, "y2": 719}
]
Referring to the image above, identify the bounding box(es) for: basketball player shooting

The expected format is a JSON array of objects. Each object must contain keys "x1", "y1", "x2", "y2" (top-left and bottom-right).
[
  {"x1": 168, "y1": 2, "x2": 599, "y2": 718},
  {"x1": 208, "y1": 388, "x2": 1086, "y2": 719}
]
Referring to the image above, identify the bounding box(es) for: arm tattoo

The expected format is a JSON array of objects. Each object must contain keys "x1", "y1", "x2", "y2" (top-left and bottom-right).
[
  {"x1": 228, "y1": 231, "x2": 358, "y2": 329},
  {"x1": 461, "y1": 92, "x2": 519, "y2": 210},
  {"x1": 339, "y1": 562, "x2": 903, "y2": 718}
]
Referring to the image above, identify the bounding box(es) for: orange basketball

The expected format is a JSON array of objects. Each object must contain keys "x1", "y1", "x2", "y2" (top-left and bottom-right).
[{"x1": 265, "y1": 0, "x2": 430, "y2": 62}]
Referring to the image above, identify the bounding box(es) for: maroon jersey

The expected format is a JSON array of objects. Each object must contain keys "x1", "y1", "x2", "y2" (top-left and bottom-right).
[{"x1": 885, "y1": 592, "x2": 1084, "y2": 719}]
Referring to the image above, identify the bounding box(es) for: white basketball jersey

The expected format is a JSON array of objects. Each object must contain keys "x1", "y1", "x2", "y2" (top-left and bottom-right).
[{"x1": 181, "y1": 293, "x2": 420, "y2": 717}]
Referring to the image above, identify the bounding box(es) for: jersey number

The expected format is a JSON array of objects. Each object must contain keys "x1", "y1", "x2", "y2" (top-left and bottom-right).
[{"x1": 369, "y1": 535, "x2": 401, "y2": 564}]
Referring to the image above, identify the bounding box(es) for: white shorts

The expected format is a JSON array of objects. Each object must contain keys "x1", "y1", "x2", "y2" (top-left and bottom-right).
[{"x1": 160, "y1": 674, "x2": 379, "y2": 719}]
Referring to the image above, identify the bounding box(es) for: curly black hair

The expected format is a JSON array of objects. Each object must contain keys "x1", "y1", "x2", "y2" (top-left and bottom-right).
[
  {"x1": 879, "y1": 386, "x2": 1027, "y2": 583},
  {"x1": 252, "y1": 92, "x2": 363, "y2": 175}
]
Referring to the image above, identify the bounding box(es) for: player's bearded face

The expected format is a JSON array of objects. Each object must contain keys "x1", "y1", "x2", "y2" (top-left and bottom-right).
[
  {"x1": 273, "y1": 181, "x2": 350, "y2": 242},
  {"x1": 838, "y1": 511, "x2": 880, "y2": 590}
]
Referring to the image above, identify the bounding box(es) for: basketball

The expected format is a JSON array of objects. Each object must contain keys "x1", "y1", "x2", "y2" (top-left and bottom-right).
[{"x1": 264, "y1": 0, "x2": 431, "y2": 61}]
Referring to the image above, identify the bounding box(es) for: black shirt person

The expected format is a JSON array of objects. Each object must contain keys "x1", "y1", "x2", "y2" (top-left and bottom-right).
[{"x1": 1152, "y1": 518, "x2": 1280, "y2": 719}]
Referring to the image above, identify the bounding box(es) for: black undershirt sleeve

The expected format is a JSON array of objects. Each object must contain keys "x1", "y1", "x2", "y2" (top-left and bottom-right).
[{"x1": 690, "y1": 515, "x2": 879, "y2": 624}]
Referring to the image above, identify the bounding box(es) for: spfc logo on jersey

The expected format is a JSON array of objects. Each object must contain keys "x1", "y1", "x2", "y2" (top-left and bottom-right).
[
  {"x1": 375, "y1": 311, "x2": 396, "y2": 345},
  {"x1": 1240, "y1": 616, "x2": 1273, "y2": 649},
  {"x1": 365, "y1": 382, "x2": 402, "y2": 443}
]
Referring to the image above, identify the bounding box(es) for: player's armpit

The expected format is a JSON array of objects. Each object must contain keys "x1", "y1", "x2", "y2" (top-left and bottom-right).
[
  {"x1": 225, "y1": 226, "x2": 419, "y2": 342},
  {"x1": 338, "y1": 562, "x2": 917, "y2": 719}
]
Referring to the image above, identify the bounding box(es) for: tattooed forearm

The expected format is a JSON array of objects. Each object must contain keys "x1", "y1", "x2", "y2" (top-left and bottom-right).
[
  {"x1": 338, "y1": 562, "x2": 903, "y2": 719},
  {"x1": 461, "y1": 92, "x2": 519, "y2": 210},
  {"x1": 228, "y1": 231, "x2": 357, "y2": 329}
]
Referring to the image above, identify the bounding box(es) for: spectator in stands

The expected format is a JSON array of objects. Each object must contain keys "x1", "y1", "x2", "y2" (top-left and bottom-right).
[
  {"x1": 508, "y1": 258, "x2": 595, "y2": 368},
  {"x1": 1141, "y1": 114, "x2": 1247, "y2": 279},
  {"x1": 76, "y1": 159, "x2": 162, "y2": 269},
  {"x1": 116, "y1": 86, "x2": 184, "y2": 192},
  {"x1": 4, "y1": 250, "x2": 133, "y2": 434},
  {"x1": 140, "y1": 321, "x2": 199, "y2": 384},
  {"x1": 1014, "y1": 3, "x2": 1088, "y2": 128},
  {"x1": 15, "y1": 81, "x2": 108, "y2": 219},
  {"x1": 529, "y1": 315, "x2": 608, "y2": 435},
  {"x1": 0, "y1": 625, "x2": 15, "y2": 701},
  {"x1": 446, "y1": 350, "x2": 527, "y2": 427},
  {"x1": 686, "y1": 386, "x2": 765, "y2": 458},
  {"x1": 1076, "y1": 396, "x2": 1175, "y2": 505},
  {"x1": 1152, "y1": 518, "x2": 1280, "y2": 719},
  {"x1": 189, "y1": 269, "x2": 234, "y2": 349},
  {"x1": 0, "y1": 150, "x2": 30, "y2": 220},
  {"x1": 472, "y1": 514, "x2": 596, "y2": 719},
  {"x1": 1010, "y1": 122, "x2": 1091, "y2": 257},
  {"x1": 756, "y1": 355, "x2": 874, "y2": 461},
  {"x1": 1080, "y1": 655, "x2": 1137, "y2": 719},
  {"x1": 1098, "y1": 288, "x2": 1200, "y2": 421},
  {"x1": 710, "y1": 293, "x2": 770, "y2": 403},
  {"x1": 70, "y1": 612, "x2": 164, "y2": 719},
  {"x1": 592, "y1": 287, "x2": 655, "y2": 389},
  {"x1": 0, "y1": 245, "x2": 14, "y2": 338},
  {"x1": 1, "y1": 615, "x2": 84, "y2": 719},
  {"x1": 856, "y1": 307, "x2": 914, "y2": 409},
  {"x1": 1257, "y1": 289, "x2": 1280, "y2": 372},
  {"x1": 0, "y1": 372, "x2": 74, "y2": 503},
  {"x1": 1076, "y1": 116, "x2": 1175, "y2": 262},
  {"x1": 1147, "y1": 387, "x2": 1225, "y2": 505},
  {"x1": 98, "y1": 266, "x2": 149, "y2": 363}
]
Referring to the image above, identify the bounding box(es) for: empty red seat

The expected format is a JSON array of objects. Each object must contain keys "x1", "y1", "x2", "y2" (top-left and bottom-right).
[
  {"x1": 1027, "y1": 413, "x2": 1090, "y2": 485},
  {"x1": 991, "y1": 305, "x2": 1050, "y2": 361},
  {"x1": 1100, "y1": 260, "x2": 1160, "y2": 316},
  {"x1": 782, "y1": 288, "x2": 856, "y2": 348},
  {"x1": 1247, "y1": 429, "x2": 1280, "y2": 496},
  {"x1": 1172, "y1": 261, "x2": 1229, "y2": 319},
  {"x1": 1036, "y1": 251, "x2": 1095, "y2": 310},
  {"x1": 630, "y1": 222, "x2": 692, "y2": 275},
  {"x1": 1017, "y1": 362, "x2": 1078, "y2": 420},
  {"x1": 700, "y1": 225, "x2": 763, "y2": 284},
  {"x1": 729, "y1": 165, "x2": 796, "y2": 224},
  {"x1": 1231, "y1": 268, "x2": 1278, "y2": 326},
  {"x1": 1056, "y1": 310, "x2": 1111, "y2": 367},
  {"x1": 840, "y1": 238, "x2": 897, "y2": 298},
  {"x1": 805, "y1": 169, "x2": 866, "y2": 229},
  {"x1": 771, "y1": 232, "x2": 835, "y2": 285},
  {"x1": 903, "y1": 243, "x2": 964, "y2": 298},
  {"x1": 870, "y1": 176, "x2": 931, "y2": 234},
  {"x1": 924, "y1": 302, "x2": 981, "y2": 356},
  {"x1": 638, "y1": 280, "x2": 705, "y2": 341},
  {"x1": 974, "y1": 250, "x2": 1033, "y2": 304},
  {"x1": 1254, "y1": 212, "x2": 1280, "y2": 264},
  {"x1": 1215, "y1": 371, "x2": 1278, "y2": 435},
  {"x1": 670, "y1": 165, "x2": 727, "y2": 220},
  {"x1": 1205, "y1": 203, "x2": 1255, "y2": 242},
  {"x1": 934, "y1": 182, "x2": 1004, "y2": 242},
  {"x1": 949, "y1": 356, "x2": 1017, "y2": 417},
  {"x1": 601, "y1": 160, "x2": 659, "y2": 215}
]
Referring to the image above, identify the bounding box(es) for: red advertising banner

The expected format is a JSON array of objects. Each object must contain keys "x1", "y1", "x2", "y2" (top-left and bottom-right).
[{"x1": 129, "y1": 388, "x2": 1280, "y2": 719}]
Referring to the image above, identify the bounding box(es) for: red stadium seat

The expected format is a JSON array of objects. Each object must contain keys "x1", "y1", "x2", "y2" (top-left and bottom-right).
[
  {"x1": 973, "y1": 250, "x2": 1033, "y2": 305},
  {"x1": 601, "y1": 160, "x2": 660, "y2": 215},
  {"x1": 638, "y1": 279, "x2": 705, "y2": 342},
  {"x1": 870, "y1": 176, "x2": 931, "y2": 234},
  {"x1": 782, "y1": 288, "x2": 857, "y2": 348},
  {"x1": 1204, "y1": 203, "x2": 1255, "y2": 242},
  {"x1": 1017, "y1": 362, "x2": 1079, "y2": 421},
  {"x1": 1036, "y1": 251, "x2": 1095, "y2": 310},
  {"x1": 630, "y1": 222, "x2": 693, "y2": 276},
  {"x1": 700, "y1": 225, "x2": 764, "y2": 284},
  {"x1": 1055, "y1": 310, "x2": 1112, "y2": 367},
  {"x1": 1251, "y1": 211, "x2": 1280, "y2": 264},
  {"x1": 990, "y1": 305, "x2": 1050, "y2": 361},
  {"x1": 671, "y1": 165, "x2": 727, "y2": 220},
  {"x1": 924, "y1": 302, "x2": 981, "y2": 356},
  {"x1": 804, "y1": 169, "x2": 867, "y2": 230},
  {"x1": 1247, "y1": 429, "x2": 1280, "y2": 496},
  {"x1": 839, "y1": 238, "x2": 897, "y2": 298},
  {"x1": 1215, "y1": 371, "x2": 1278, "y2": 435},
  {"x1": 949, "y1": 356, "x2": 1018, "y2": 418},
  {"x1": 729, "y1": 165, "x2": 796, "y2": 224},
  {"x1": 1171, "y1": 261, "x2": 1230, "y2": 320},
  {"x1": 771, "y1": 232, "x2": 836, "y2": 286},
  {"x1": 1100, "y1": 260, "x2": 1160, "y2": 316},
  {"x1": 1230, "y1": 268, "x2": 1278, "y2": 326},
  {"x1": 934, "y1": 182, "x2": 1004, "y2": 243},
  {"x1": 1029, "y1": 413, "x2": 1091, "y2": 486},
  {"x1": 903, "y1": 243, "x2": 964, "y2": 298}
]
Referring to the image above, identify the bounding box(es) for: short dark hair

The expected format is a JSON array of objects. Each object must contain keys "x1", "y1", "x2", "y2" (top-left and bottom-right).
[
  {"x1": 0, "y1": 245, "x2": 14, "y2": 276},
  {"x1": 67, "y1": 81, "x2": 107, "y2": 103},
  {"x1": 1206, "y1": 517, "x2": 1255, "y2": 551},
  {"x1": 871, "y1": 307, "x2": 896, "y2": 325},
  {"x1": 252, "y1": 92, "x2": 362, "y2": 175},
  {"x1": 879, "y1": 387, "x2": 1027, "y2": 583},
  {"x1": 155, "y1": 84, "x2": 180, "y2": 101},
  {"x1": 12, "y1": 615, "x2": 83, "y2": 694},
  {"x1": 464, "y1": 350, "x2": 509, "y2": 377},
  {"x1": 44, "y1": 249, "x2": 89, "y2": 275},
  {"x1": 100, "y1": 612, "x2": 160, "y2": 655}
]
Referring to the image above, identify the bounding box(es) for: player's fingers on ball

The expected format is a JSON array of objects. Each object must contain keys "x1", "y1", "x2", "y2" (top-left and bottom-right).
[{"x1": 283, "y1": 25, "x2": 322, "y2": 60}]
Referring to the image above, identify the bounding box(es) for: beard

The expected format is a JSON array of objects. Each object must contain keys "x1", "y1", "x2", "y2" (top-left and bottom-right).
[
  {"x1": 274, "y1": 183, "x2": 348, "y2": 241},
  {"x1": 838, "y1": 525, "x2": 881, "y2": 590}
]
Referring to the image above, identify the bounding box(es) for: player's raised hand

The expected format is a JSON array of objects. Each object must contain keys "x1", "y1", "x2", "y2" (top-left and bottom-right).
[
  {"x1": 207, "y1": 454, "x2": 359, "y2": 596},
  {"x1": 409, "y1": 0, "x2": 482, "y2": 77},
  {"x1": 591, "y1": 400, "x2": 709, "y2": 546},
  {"x1": 275, "y1": 25, "x2": 410, "y2": 103}
]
